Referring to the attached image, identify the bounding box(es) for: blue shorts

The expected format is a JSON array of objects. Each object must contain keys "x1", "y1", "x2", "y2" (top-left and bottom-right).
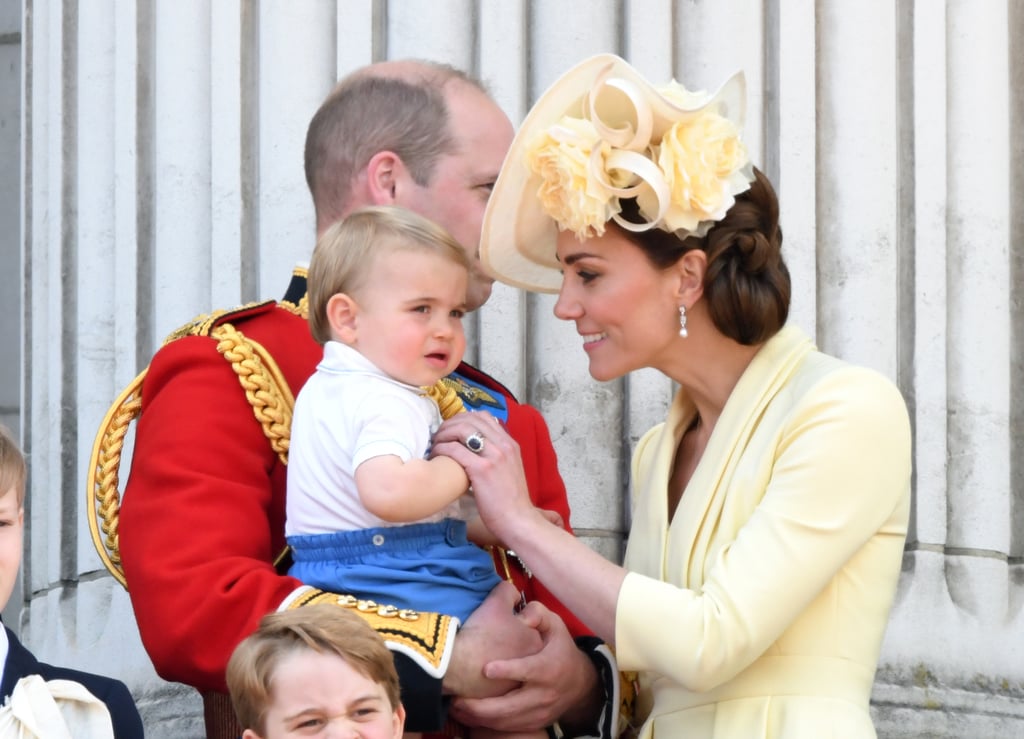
[{"x1": 287, "y1": 519, "x2": 502, "y2": 623}]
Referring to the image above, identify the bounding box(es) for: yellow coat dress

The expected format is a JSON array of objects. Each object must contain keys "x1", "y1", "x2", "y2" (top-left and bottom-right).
[{"x1": 615, "y1": 326, "x2": 911, "y2": 738}]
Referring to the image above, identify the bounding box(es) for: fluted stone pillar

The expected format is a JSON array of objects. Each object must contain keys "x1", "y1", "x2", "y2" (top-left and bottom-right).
[
  {"x1": 870, "y1": 2, "x2": 1024, "y2": 735},
  {"x1": 17, "y1": 2, "x2": 1023, "y2": 736}
]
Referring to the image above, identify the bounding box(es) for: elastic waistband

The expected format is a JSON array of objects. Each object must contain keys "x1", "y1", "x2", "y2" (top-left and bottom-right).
[{"x1": 287, "y1": 519, "x2": 468, "y2": 561}]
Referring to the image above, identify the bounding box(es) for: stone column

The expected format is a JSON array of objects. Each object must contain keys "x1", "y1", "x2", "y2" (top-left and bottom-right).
[{"x1": 18, "y1": 1, "x2": 1023, "y2": 736}]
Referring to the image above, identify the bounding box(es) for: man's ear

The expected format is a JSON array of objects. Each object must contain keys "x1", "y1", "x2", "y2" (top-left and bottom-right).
[
  {"x1": 326, "y1": 293, "x2": 360, "y2": 344},
  {"x1": 364, "y1": 151, "x2": 405, "y2": 205},
  {"x1": 674, "y1": 249, "x2": 707, "y2": 305}
]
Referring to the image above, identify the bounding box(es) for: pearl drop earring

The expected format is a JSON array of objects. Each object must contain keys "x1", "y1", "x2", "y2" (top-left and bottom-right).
[{"x1": 678, "y1": 305, "x2": 688, "y2": 338}]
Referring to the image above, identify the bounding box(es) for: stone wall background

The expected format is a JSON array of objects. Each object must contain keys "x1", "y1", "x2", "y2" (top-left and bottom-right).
[{"x1": 2, "y1": 1, "x2": 1021, "y2": 737}]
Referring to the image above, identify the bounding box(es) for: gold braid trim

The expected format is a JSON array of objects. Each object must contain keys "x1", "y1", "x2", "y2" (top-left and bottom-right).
[
  {"x1": 287, "y1": 589, "x2": 455, "y2": 676},
  {"x1": 211, "y1": 323, "x2": 294, "y2": 466},
  {"x1": 163, "y1": 308, "x2": 231, "y2": 343},
  {"x1": 279, "y1": 266, "x2": 309, "y2": 319},
  {"x1": 439, "y1": 375, "x2": 500, "y2": 409},
  {"x1": 423, "y1": 379, "x2": 466, "y2": 419},
  {"x1": 86, "y1": 370, "x2": 147, "y2": 589},
  {"x1": 87, "y1": 307, "x2": 297, "y2": 590},
  {"x1": 160, "y1": 301, "x2": 270, "y2": 344},
  {"x1": 619, "y1": 669, "x2": 640, "y2": 737},
  {"x1": 278, "y1": 293, "x2": 309, "y2": 320}
]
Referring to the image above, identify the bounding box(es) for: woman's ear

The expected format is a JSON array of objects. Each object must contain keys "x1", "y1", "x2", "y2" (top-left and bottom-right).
[
  {"x1": 326, "y1": 293, "x2": 360, "y2": 344},
  {"x1": 364, "y1": 151, "x2": 404, "y2": 205},
  {"x1": 674, "y1": 250, "x2": 707, "y2": 305}
]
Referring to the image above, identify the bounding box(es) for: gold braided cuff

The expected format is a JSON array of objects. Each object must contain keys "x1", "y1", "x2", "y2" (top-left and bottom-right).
[{"x1": 285, "y1": 588, "x2": 458, "y2": 678}]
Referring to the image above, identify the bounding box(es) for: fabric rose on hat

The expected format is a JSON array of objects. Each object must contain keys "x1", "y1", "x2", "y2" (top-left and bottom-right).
[
  {"x1": 658, "y1": 79, "x2": 714, "y2": 110},
  {"x1": 647, "y1": 109, "x2": 751, "y2": 234},
  {"x1": 526, "y1": 66, "x2": 753, "y2": 242},
  {"x1": 527, "y1": 117, "x2": 632, "y2": 239}
]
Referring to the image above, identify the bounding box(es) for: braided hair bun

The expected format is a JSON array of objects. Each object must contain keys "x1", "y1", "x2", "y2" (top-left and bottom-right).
[{"x1": 701, "y1": 168, "x2": 790, "y2": 344}]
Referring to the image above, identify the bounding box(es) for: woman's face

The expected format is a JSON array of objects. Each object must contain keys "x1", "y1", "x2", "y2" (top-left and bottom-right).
[{"x1": 553, "y1": 226, "x2": 682, "y2": 381}]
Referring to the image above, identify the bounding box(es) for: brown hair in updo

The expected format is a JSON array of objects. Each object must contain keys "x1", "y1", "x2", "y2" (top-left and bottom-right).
[{"x1": 614, "y1": 167, "x2": 790, "y2": 345}]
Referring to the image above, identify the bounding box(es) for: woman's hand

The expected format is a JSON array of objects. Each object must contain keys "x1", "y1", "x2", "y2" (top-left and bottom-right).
[
  {"x1": 438, "y1": 411, "x2": 627, "y2": 648},
  {"x1": 431, "y1": 412, "x2": 543, "y2": 543}
]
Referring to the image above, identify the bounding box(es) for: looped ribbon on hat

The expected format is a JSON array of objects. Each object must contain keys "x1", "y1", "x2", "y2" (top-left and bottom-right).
[
  {"x1": 489, "y1": 55, "x2": 760, "y2": 296},
  {"x1": 531, "y1": 61, "x2": 754, "y2": 240},
  {"x1": 585, "y1": 68, "x2": 672, "y2": 233}
]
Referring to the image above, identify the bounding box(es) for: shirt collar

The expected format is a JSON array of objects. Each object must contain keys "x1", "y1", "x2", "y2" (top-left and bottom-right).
[{"x1": 319, "y1": 341, "x2": 423, "y2": 393}]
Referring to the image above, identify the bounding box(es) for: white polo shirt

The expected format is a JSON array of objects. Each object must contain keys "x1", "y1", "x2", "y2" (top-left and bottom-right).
[{"x1": 286, "y1": 341, "x2": 463, "y2": 536}]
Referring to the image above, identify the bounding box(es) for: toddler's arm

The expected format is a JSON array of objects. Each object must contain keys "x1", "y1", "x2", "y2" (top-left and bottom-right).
[{"x1": 355, "y1": 455, "x2": 469, "y2": 522}]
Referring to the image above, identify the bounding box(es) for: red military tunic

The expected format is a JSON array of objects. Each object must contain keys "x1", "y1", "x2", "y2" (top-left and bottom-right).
[{"x1": 119, "y1": 270, "x2": 589, "y2": 735}]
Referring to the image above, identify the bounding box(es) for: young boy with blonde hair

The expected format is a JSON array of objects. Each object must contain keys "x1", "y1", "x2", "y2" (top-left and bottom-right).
[
  {"x1": 0, "y1": 425, "x2": 144, "y2": 737},
  {"x1": 284, "y1": 207, "x2": 552, "y2": 738},
  {"x1": 285, "y1": 205, "x2": 506, "y2": 626},
  {"x1": 227, "y1": 605, "x2": 404, "y2": 739}
]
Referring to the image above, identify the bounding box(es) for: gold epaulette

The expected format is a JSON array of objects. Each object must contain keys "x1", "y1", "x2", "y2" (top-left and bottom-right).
[
  {"x1": 161, "y1": 300, "x2": 276, "y2": 343},
  {"x1": 287, "y1": 588, "x2": 457, "y2": 678}
]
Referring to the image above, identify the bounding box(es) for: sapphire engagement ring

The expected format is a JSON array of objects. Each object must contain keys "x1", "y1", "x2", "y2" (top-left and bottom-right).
[{"x1": 465, "y1": 432, "x2": 485, "y2": 454}]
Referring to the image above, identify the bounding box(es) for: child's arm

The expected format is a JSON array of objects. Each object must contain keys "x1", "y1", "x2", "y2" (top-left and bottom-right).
[{"x1": 355, "y1": 455, "x2": 469, "y2": 522}]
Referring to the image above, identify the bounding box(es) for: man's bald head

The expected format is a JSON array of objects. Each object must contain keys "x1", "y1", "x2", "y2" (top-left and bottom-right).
[
  {"x1": 304, "y1": 60, "x2": 489, "y2": 233},
  {"x1": 345, "y1": 58, "x2": 484, "y2": 87}
]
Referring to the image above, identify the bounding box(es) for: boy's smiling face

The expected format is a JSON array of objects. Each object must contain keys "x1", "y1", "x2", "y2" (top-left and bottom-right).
[{"x1": 244, "y1": 648, "x2": 405, "y2": 739}]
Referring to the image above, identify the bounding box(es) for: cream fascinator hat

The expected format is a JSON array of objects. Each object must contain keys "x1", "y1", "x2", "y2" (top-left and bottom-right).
[{"x1": 480, "y1": 54, "x2": 754, "y2": 293}]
